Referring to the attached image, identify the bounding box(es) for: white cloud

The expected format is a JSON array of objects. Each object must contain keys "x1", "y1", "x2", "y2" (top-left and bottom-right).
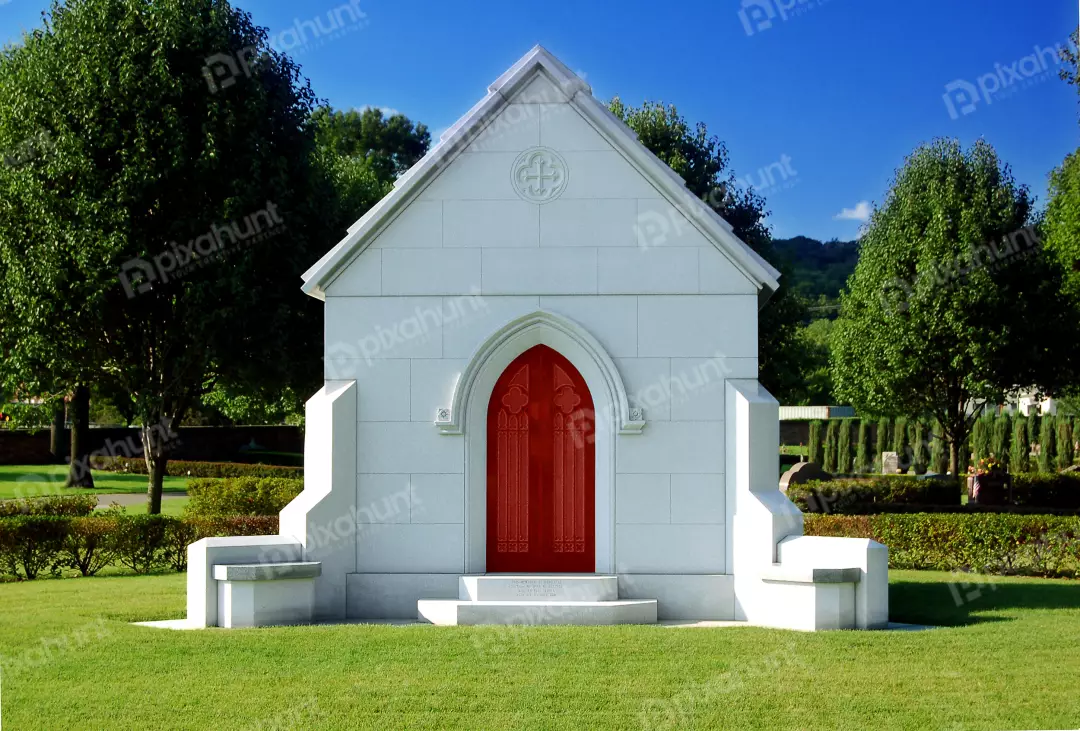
[
  {"x1": 834, "y1": 200, "x2": 872, "y2": 222},
  {"x1": 355, "y1": 105, "x2": 401, "y2": 118}
]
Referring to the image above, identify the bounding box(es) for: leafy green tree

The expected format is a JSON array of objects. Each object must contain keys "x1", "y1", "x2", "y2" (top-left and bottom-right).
[
  {"x1": 609, "y1": 99, "x2": 808, "y2": 400},
  {"x1": 1042, "y1": 151, "x2": 1080, "y2": 302},
  {"x1": 0, "y1": 0, "x2": 338, "y2": 512},
  {"x1": 831, "y1": 139, "x2": 1079, "y2": 478},
  {"x1": 1039, "y1": 415, "x2": 1057, "y2": 473},
  {"x1": 1010, "y1": 416, "x2": 1030, "y2": 473},
  {"x1": 836, "y1": 419, "x2": 852, "y2": 474},
  {"x1": 855, "y1": 419, "x2": 872, "y2": 473},
  {"x1": 823, "y1": 420, "x2": 839, "y2": 473},
  {"x1": 790, "y1": 318, "x2": 835, "y2": 405},
  {"x1": 311, "y1": 105, "x2": 430, "y2": 181},
  {"x1": 808, "y1": 420, "x2": 823, "y2": 465}
]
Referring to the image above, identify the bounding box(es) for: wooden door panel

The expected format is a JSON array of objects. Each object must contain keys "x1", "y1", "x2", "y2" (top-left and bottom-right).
[{"x1": 487, "y1": 345, "x2": 594, "y2": 573}]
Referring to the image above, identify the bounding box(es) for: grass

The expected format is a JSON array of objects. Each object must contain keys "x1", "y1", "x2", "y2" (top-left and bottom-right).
[
  {"x1": 0, "y1": 464, "x2": 188, "y2": 500},
  {"x1": 0, "y1": 571, "x2": 1077, "y2": 729},
  {"x1": 104, "y1": 496, "x2": 190, "y2": 516}
]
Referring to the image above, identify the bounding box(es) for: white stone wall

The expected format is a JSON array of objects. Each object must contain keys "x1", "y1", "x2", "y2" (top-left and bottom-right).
[{"x1": 320, "y1": 72, "x2": 760, "y2": 579}]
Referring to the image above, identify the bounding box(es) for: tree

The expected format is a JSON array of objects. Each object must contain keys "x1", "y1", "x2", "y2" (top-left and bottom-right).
[
  {"x1": 875, "y1": 417, "x2": 890, "y2": 473},
  {"x1": 0, "y1": 0, "x2": 337, "y2": 512},
  {"x1": 836, "y1": 419, "x2": 852, "y2": 474},
  {"x1": 855, "y1": 419, "x2": 872, "y2": 473},
  {"x1": 823, "y1": 420, "x2": 839, "y2": 473},
  {"x1": 1010, "y1": 417, "x2": 1030, "y2": 473},
  {"x1": 609, "y1": 100, "x2": 808, "y2": 400},
  {"x1": 972, "y1": 416, "x2": 992, "y2": 467},
  {"x1": 892, "y1": 417, "x2": 909, "y2": 473},
  {"x1": 1058, "y1": 418, "x2": 1075, "y2": 470},
  {"x1": 790, "y1": 318, "x2": 835, "y2": 405},
  {"x1": 831, "y1": 139, "x2": 1078, "y2": 478},
  {"x1": 930, "y1": 419, "x2": 948, "y2": 474},
  {"x1": 311, "y1": 106, "x2": 430, "y2": 182},
  {"x1": 910, "y1": 420, "x2": 928, "y2": 474},
  {"x1": 808, "y1": 420, "x2": 823, "y2": 465},
  {"x1": 992, "y1": 413, "x2": 1011, "y2": 468},
  {"x1": 1039, "y1": 415, "x2": 1057, "y2": 473}
]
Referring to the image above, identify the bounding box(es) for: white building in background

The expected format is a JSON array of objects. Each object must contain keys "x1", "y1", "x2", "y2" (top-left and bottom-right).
[{"x1": 175, "y1": 46, "x2": 889, "y2": 632}]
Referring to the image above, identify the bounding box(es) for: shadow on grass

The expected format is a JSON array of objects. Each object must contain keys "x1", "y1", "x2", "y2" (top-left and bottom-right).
[{"x1": 890, "y1": 577, "x2": 1080, "y2": 626}]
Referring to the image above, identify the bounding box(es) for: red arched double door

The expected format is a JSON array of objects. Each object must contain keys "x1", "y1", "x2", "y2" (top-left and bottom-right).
[{"x1": 487, "y1": 345, "x2": 595, "y2": 573}]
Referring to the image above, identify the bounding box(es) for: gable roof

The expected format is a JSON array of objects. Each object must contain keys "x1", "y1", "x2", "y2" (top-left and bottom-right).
[{"x1": 302, "y1": 45, "x2": 781, "y2": 303}]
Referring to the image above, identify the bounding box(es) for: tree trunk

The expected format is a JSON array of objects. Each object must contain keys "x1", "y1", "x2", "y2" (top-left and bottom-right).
[
  {"x1": 49, "y1": 401, "x2": 67, "y2": 464},
  {"x1": 948, "y1": 439, "x2": 960, "y2": 480},
  {"x1": 65, "y1": 385, "x2": 94, "y2": 488},
  {"x1": 142, "y1": 419, "x2": 175, "y2": 514}
]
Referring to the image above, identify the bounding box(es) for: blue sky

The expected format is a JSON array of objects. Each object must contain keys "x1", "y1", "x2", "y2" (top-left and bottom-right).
[{"x1": 2, "y1": 0, "x2": 1077, "y2": 241}]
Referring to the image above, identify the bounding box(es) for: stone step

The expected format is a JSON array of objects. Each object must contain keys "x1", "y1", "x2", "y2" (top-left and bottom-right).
[
  {"x1": 418, "y1": 599, "x2": 658, "y2": 626},
  {"x1": 459, "y1": 574, "x2": 618, "y2": 602}
]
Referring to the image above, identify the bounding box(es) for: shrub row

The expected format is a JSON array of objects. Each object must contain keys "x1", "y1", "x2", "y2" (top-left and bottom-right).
[
  {"x1": 186, "y1": 477, "x2": 304, "y2": 517},
  {"x1": 804, "y1": 413, "x2": 1079, "y2": 475},
  {"x1": 804, "y1": 513, "x2": 1080, "y2": 577},
  {"x1": 0, "y1": 514, "x2": 278, "y2": 580},
  {"x1": 0, "y1": 494, "x2": 98, "y2": 517},
  {"x1": 788, "y1": 473, "x2": 1080, "y2": 513},
  {"x1": 787, "y1": 477, "x2": 960, "y2": 514},
  {"x1": 95, "y1": 456, "x2": 303, "y2": 479}
]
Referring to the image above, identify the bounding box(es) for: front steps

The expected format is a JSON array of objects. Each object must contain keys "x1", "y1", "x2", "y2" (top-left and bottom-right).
[{"x1": 418, "y1": 575, "x2": 657, "y2": 626}]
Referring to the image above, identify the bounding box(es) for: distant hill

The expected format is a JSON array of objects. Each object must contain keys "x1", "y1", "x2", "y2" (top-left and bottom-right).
[{"x1": 772, "y1": 236, "x2": 860, "y2": 301}]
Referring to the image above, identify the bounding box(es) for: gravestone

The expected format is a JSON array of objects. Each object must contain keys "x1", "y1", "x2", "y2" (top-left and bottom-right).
[
  {"x1": 779, "y1": 462, "x2": 833, "y2": 492},
  {"x1": 881, "y1": 451, "x2": 899, "y2": 474}
]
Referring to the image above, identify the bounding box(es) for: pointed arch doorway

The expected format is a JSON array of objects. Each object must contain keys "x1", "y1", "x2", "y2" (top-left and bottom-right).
[{"x1": 486, "y1": 344, "x2": 595, "y2": 573}]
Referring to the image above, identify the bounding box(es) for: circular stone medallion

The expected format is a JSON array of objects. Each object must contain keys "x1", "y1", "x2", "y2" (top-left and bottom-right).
[{"x1": 511, "y1": 147, "x2": 569, "y2": 204}]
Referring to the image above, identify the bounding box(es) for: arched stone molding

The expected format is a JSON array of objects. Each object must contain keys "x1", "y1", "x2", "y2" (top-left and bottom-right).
[{"x1": 436, "y1": 310, "x2": 644, "y2": 574}]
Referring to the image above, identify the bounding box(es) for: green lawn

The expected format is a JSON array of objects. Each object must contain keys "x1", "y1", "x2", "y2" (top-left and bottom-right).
[
  {"x1": 0, "y1": 571, "x2": 1077, "y2": 730},
  {"x1": 0, "y1": 464, "x2": 188, "y2": 500}
]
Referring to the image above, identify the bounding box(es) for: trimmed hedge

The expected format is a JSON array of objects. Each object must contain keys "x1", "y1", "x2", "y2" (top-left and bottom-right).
[
  {"x1": 0, "y1": 494, "x2": 97, "y2": 517},
  {"x1": 0, "y1": 514, "x2": 278, "y2": 580},
  {"x1": 95, "y1": 456, "x2": 303, "y2": 479},
  {"x1": 186, "y1": 477, "x2": 304, "y2": 517},
  {"x1": 1011, "y1": 472, "x2": 1080, "y2": 510},
  {"x1": 787, "y1": 477, "x2": 960, "y2": 514},
  {"x1": 804, "y1": 513, "x2": 1080, "y2": 576}
]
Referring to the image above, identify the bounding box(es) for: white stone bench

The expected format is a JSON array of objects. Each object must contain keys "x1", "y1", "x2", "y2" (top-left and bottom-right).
[
  {"x1": 212, "y1": 561, "x2": 321, "y2": 629},
  {"x1": 758, "y1": 562, "x2": 865, "y2": 631}
]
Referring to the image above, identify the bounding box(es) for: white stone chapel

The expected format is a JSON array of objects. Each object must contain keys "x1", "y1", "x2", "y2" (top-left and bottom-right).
[{"x1": 183, "y1": 46, "x2": 888, "y2": 631}]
